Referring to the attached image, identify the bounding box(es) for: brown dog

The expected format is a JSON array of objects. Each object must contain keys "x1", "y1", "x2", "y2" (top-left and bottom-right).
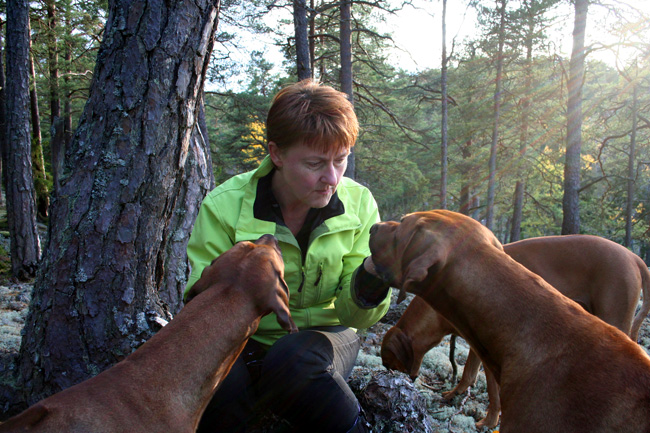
[
  {"x1": 382, "y1": 235, "x2": 650, "y2": 428},
  {"x1": 0, "y1": 234, "x2": 297, "y2": 433},
  {"x1": 370, "y1": 210, "x2": 650, "y2": 433}
]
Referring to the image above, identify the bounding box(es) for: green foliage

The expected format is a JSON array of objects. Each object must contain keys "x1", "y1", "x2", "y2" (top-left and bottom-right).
[
  {"x1": 28, "y1": 0, "x2": 107, "y2": 140},
  {"x1": 204, "y1": 55, "x2": 288, "y2": 183},
  {"x1": 204, "y1": 0, "x2": 650, "y2": 256}
]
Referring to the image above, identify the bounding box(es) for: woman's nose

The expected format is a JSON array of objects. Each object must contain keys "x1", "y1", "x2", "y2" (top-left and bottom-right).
[{"x1": 320, "y1": 164, "x2": 338, "y2": 185}]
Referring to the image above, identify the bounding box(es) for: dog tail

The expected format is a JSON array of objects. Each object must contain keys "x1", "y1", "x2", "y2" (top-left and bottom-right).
[{"x1": 630, "y1": 256, "x2": 650, "y2": 342}]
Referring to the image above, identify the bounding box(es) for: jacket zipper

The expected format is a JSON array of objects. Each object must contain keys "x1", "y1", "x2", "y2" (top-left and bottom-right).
[
  {"x1": 298, "y1": 267, "x2": 305, "y2": 292},
  {"x1": 314, "y1": 263, "x2": 323, "y2": 286}
]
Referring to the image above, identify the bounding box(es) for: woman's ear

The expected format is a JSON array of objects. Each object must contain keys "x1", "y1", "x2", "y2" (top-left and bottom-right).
[{"x1": 268, "y1": 141, "x2": 283, "y2": 168}]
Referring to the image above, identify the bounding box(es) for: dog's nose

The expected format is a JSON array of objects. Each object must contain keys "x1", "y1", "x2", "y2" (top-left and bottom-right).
[
  {"x1": 256, "y1": 234, "x2": 278, "y2": 246},
  {"x1": 370, "y1": 224, "x2": 378, "y2": 235}
]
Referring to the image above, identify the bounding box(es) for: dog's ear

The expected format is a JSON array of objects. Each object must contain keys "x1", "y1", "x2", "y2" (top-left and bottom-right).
[
  {"x1": 381, "y1": 328, "x2": 415, "y2": 378},
  {"x1": 402, "y1": 229, "x2": 448, "y2": 292},
  {"x1": 272, "y1": 269, "x2": 299, "y2": 334}
]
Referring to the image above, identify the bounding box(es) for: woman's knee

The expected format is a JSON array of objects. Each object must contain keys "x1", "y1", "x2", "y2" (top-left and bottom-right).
[
  {"x1": 263, "y1": 330, "x2": 334, "y2": 380},
  {"x1": 256, "y1": 328, "x2": 362, "y2": 432}
]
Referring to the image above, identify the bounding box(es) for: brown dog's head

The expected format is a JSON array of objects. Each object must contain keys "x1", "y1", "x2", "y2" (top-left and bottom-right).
[
  {"x1": 186, "y1": 234, "x2": 298, "y2": 333},
  {"x1": 381, "y1": 295, "x2": 455, "y2": 379},
  {"x1": 381, "y1": 327, "x2": 418, "y2": 379},
  {"x1": 369, "y1": 210, "x2": 502, "y2": 302}
]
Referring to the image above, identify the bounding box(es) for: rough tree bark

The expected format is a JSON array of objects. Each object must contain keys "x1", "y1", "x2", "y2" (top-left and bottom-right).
[
  {"x1": 5, "y1": 0, "x2": 42, "y2": 280},
  {"x1": 309, "y1": 0, "x2": 315, "y2": 76},
  {"x1": 0, "y1": 19, "x2": 7, "y2": 204},
  {"x1": 561, "y1": 0, "x2": 588, "y2": 234},
  {"x1": 18, "y1": 0, "x2": 217, "y2": 404},
  {"x1": 340, "y1": 0, "x2": 355, "y2": 179},
  {"x1": 293, "y1": 0, "x2": 311, "y2": 80}
]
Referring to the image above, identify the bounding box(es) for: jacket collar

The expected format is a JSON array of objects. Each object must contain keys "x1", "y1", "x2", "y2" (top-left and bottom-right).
[
  {"x1": 253, "y1": 167, "x2": 345, "y2": 227},
  {"x1": 235, "y1": 156, "x2": 358, "y2": 244}
]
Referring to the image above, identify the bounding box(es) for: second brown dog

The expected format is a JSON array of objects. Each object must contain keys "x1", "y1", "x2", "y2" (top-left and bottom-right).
[
  {"x1": 0, "y1": 234, "x2": 297, "y2": 433},
  {"x1": 382, "y1": 234, "x2": 650, "y2": 428},
  {"x1": 370, "y1": 211, "x2": 650, "y2": 433}
]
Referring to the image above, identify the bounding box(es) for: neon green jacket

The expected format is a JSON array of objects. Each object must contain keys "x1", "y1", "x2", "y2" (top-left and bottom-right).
[{"x1": 184, "y1": 156, "x2": 391, "y2": 347}]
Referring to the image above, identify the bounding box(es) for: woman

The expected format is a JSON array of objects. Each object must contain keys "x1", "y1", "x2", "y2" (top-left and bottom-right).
[{"x1": 185, "y1": 80, "x2": 391, "y2": 433}]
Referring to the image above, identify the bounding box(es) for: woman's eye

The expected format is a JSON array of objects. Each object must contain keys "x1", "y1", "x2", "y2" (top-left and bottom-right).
[{"x1": 307, "y1": 162, "x2": 321, "y2": 169}]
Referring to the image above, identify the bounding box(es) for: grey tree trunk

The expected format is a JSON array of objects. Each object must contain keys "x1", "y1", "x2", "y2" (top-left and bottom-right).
[
  {"x1": 18, "y1": 0, "x2": 218, "y2": 404},
  {"x1": 293, "y1": 0, "x2": 311, "y2": 80},
  {"x1": 309, "y1": 0, "x2": 315, "y2": 76},
  {"x1": 5, "y1": 0, "x2": 42, "y2": 281},
  {"x1": 340, "y1": 0, "x2": 355, "y2": 178},
  {"x1": 510, "y1": 11, "x2": 535, "y2": 242},
  {"x1": 63, "y1": 4, "x2": 73, "y2": 149},
  {"x1": 0, "y1": 21, "x2": 7, "y2": 205},
  {"x1": 440, "y1": 0, "x2": 448, "y2": 210},
  {"x1": 45, "y1": 0, "x2": 64, "y2": 197},
  {"x1": 562, "y1": 0, "x2": 588, "y2": 234},
  {"x1": 459, "y1": 140, "x2": 474, "y2": 216},
  {"x1": 625, "y1": 82, "x2": 637, "y2": 247},
  {"x1": 486, "y1": 0, "x2": 507, "y2": 230},
  {"x1": 28, "y1": 31, "x2": 50, "y2": 222}
]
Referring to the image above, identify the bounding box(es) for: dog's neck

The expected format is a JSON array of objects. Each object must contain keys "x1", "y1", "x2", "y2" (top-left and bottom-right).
[
  {"x1": 418, "y1": 248, "x2": 575, "y2": 382},
  {"x1": 106, "y1": 285, "x2": 260, "y2": 429}
]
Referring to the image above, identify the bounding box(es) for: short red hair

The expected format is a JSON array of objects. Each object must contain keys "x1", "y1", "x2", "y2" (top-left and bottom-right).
[{"x1": 266, "y1": 80, "x2": 358, "y2": 154}]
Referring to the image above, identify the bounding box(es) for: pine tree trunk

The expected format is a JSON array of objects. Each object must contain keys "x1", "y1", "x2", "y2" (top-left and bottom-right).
[
  {"x1": 625, "y1": 83, "x2": 637, "y2": 247},
  {"x1": 5, "y1": 0, "x2": 42, "y2": 281},
  {"x1": 562, "y1": 0, "x2": 588, "y2": 234},
  {"x1": 439, "y1": 0, "x2": 448, "y2": 210},
  {"x1": 18, "y1": 0, "x2": 218, "y2": 404},
  {"x1": 486, "y1": 0, "x2": 506, "y2": 230},
  {"x1": 0, "y1": 20, "x2": 7, "y2": 204},
  {"x1": 309, "y1": 0, "x2": 315, "y2": 76},
  {"x1": 28, "y1": 36, "x2": 50, "y2": 222},
  {"x1": 293, "y1": 0, "x2": 311, "y2": 80},
  {"x1": 63, "y1": 7, "x2": 73, "y2": 151},
  {"x1": 45, "y1": 0, "x2": 64, "y2": 196},
  {"x1": 510, "y1": 15, "x2": 535, "y2": 242},
  {"x1": 459, "y1": 140, "x2": 474, "y2": 216},
  {"x1": 340, "y1": 0, "x2": 355, "y2": 179}
]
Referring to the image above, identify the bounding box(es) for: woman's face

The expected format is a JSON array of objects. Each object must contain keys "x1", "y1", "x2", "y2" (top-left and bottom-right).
[{"x1": 269, "y1": 142, "x2": 349, "y2": 212}]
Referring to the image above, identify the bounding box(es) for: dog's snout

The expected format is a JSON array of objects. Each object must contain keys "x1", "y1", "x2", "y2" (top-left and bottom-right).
[
  {"x1": 370, "y1": 224, "x2": 378, "y2": 235},
  {"x1": 256, "y1": 234, "x2": 278, "y2": 246},
  {"x1": 255, "y1": 234, "x2": 284, "y2": 258}
]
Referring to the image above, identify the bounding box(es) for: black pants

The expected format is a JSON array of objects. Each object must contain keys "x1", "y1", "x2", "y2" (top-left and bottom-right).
[{"x1": 197, "y1": 326, "x2": 362, "y2": 433}]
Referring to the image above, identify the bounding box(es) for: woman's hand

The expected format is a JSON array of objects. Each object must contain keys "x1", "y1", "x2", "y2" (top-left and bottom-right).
[
  {"x1": 352, "y1": 256, "x2": 392, "y2": 308},
  {"x1": 363, "y1": 255, "x2": 379, "y2": 276}
]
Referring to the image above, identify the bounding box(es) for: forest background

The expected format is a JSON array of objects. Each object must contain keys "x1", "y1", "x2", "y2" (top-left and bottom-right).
[
  {"x1": 0, "y1": 0, "x2": 650, "y2": 418},
  {"x1": 5, "y1": 0, "x2": 650, "y2": 257}
]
